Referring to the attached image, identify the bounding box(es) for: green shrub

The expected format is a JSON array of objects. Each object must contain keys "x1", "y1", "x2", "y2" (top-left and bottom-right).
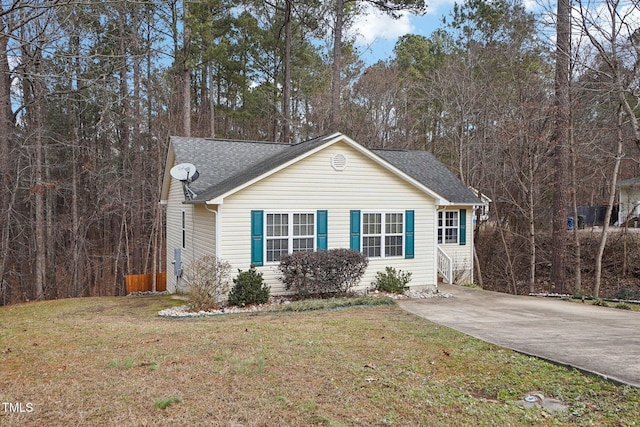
[
  {"x1": 374, "y1": 267, "x2": 412, "y2": 294},
  {"x1": 278, "y1": 249, "x2": 368, "y2": 296},
  {"x1": 592, "y1": 299, "x2": 608, "y2": 307},
  {"x1": 228, "y1": 265, "x2": 270, "y2": 306},
  {"x1": 615, "y1": 302, "x2": 632, "y2": 310}
]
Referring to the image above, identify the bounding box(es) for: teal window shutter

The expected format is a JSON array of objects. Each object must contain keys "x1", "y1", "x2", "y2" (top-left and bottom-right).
[
  {"x1": 251, "y1": 210, "x2": 264, "y2": 266},
  {"x1": 317, "y1": 210, "x2": 328, "y2": 250},
  {"x1": 350, "y1": 210, "x2": 360, "y2": 251},
  {"x1": 459, "y1": 208, "x2": 467, "y2": 245},
  {"x1": 405, "y1": 210, "x2": 414, "y2": 259}
]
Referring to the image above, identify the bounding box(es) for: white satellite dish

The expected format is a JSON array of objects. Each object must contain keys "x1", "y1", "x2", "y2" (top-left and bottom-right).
[{"x1": 170, "y1": 163, "x2": 199, "y2": 183}]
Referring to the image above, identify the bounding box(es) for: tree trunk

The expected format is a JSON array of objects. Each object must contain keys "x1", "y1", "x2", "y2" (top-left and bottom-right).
[
  {"x1": 282, "y1": 0, "x2": 292, "y2": 142},
  {"x1": 570, "y1": 125, "x2": 582, "y2": 294},
  {"x1": 550, "y1": 0, "x2": 571, "y2": 293},
  {"x1": 330, "y1": 0, "x2": 344, "y2": 133},
  {"x1": 34, "y1": 89, "x2": 46, "y2": 300},
  {"x1": 494, "y1": 204, "x2": 517, "y2": 294},
  {"x1": 473, "y1": 206, "x2": 483, "y2": 288},
  {"x1": 528, "y1": 188, "x2": 536, "y2": 294},
  {"x1": 593, "y1": 106, "x2": 624, "y2": 297},
  {"x1": 209, "y1": 64, "x2": 215, "y2": 138},
  {"x1": 182, "y1": 0, "x2": 191, "y2": 137},
  {"x1": 0, "y1": 30, "x2": 13, "y2": 295}
]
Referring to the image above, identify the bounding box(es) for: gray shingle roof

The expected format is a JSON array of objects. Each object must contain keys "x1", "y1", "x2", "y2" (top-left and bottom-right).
[
  {"x1": 618, "y1": 177, "x2": 640, "y2": 187},
  {"x1": 191, "y1": 134, "x2": 335, "y2": 202},
  {"x1": 169, "y1": 133, "x2": 481, "y2": 205},
  {"x1": 170, "y1": 136, "x2": 289, "y2": 197},
  {"x1": 372, "y1": 149, "x2": 481, "y2": 205}
]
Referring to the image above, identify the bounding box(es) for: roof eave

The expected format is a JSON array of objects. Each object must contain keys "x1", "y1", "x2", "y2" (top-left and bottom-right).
[
  {"x1": 184, "y1": 132, "x2": 476, "y2": 207},
  {"x1": 198, "y1": 133, "x2": 346, "y2": 203},
  {"x1": 160, "y1": 140, "x2": 176, "y2": 202}
]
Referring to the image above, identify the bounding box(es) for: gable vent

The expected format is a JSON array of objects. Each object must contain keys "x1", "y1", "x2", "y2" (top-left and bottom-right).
[{"x1": 331, "y1": 153, "x2": 348, "y2": 171}]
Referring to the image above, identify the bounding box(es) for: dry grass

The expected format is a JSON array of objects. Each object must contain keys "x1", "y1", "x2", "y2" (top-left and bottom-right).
[{"x1": 1, "y1": 295, "x2": 639, "y2": 426}]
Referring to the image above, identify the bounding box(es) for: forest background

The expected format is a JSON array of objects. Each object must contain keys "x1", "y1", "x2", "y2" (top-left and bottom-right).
[{"x1": 1, "y1": 0, "x2": 640, "y2": 305}]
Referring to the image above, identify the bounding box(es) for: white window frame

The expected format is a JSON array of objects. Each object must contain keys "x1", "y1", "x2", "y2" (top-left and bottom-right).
[
  {"x1": 361, "y1": 211, "x2": 404, "y2": 258},
  {"x1": 265, "y1": 211, "x2": 316, "y2": 263},
  {"x1": 438, "y1": 210, "x2": 459, "y2": 244}
]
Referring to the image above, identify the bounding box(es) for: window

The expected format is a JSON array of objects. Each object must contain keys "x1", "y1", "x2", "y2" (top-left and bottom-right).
[
  {"x1": 266, "y1": 213, "x2": 288, "y2": 263},
  {"x1": 292, "y1": 213, "x2": 314, "y2": 252},
  {"x1": 266, "y1": 212, "x2": 315, "y2": 262},
  {"x1": 362, "y1": 213, "x2": 381, "y2": 257},
  {"x1": 385, "y1": 213, "x2": 404, "y2": 256},
  {"x1": 438, "y1": 211, "x2": 458, "y2": 244},
  {"x1": 361, "y1": 212, "x2": 403, "y2": 258}
]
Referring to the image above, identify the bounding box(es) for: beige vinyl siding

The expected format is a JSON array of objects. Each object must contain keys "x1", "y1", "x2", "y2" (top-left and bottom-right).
[
  {"x1": 619, "y1": 186, "x2": 640, "y2": 225},
  {"x1": 165, "y1": 175, "x2": 216, "y2": 293},
  {"x1": 165, "y1": 177, "x2": 185, "y2": 292},
  {"x1": 218, "y1": 141, "x2": 437, "y2": 294},
  {"x1": 437, "y1": 207, "x2": 474, "y2": 284}
]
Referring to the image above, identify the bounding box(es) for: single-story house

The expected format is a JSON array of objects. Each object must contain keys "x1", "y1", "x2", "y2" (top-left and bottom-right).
[
  {"x1": 618, "y1": 177, "x2": 640, "y2": 226},
  {"x1": 160, "y1": 132, "x2": 483, "y2": 294}
]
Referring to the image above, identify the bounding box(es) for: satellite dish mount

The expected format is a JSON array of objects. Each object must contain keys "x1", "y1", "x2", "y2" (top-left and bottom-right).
[{"x1": 170, "y1": 163, "x2": 199, "y2": 200}]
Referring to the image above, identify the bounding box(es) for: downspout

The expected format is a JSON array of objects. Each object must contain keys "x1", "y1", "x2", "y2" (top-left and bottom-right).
[{"x1": 205, "y1": 203, "x2": 221, "y2": 258}]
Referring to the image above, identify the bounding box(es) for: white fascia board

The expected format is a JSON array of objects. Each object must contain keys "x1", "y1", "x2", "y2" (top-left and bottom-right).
[
  {"x1": 208, "y1": 198, "x2": 224, "y2": 205},
  {"x1": 160, "y1": 141, "x2": 176, "y2": 202},
  {"x1": 204, "y1": 132, "x2": 450, "y2": 206}
]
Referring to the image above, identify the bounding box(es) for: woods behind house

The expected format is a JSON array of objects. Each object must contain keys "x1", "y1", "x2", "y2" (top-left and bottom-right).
[{"x1": 1, "y1": 0, "x2": 639, "y2": 304}]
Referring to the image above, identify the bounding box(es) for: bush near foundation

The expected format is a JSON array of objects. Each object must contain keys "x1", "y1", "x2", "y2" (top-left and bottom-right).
[
  {"x1": 228, "y1": 265, "x2": 270, "y2": 306},
  {"x1": 185, "y1": 255, "x2": 231, "y2": 312},
  {"x1": 279, "y1": 249, "x2": 368, "y2": 296},
  {"x1": 374, "y1": 267, "x2": 412, "y2": 294}
]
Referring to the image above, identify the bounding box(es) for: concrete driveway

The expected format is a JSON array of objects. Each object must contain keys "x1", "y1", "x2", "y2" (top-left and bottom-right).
[{"x1": 397, "y1": 284, "x2": 640, "y2": 388}]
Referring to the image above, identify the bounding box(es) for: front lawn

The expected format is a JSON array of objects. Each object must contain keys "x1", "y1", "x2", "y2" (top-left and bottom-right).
[{"x1": 1, "y1": 296, "x2": 638, "y2": 426}]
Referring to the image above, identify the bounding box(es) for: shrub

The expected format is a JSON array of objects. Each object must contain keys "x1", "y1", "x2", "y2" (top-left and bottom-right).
[
  {"x1": 228, "y1": 265, "x2": 270, "y2": 306},
  {"x1": 374, "y1": 267, "x2": 412, "y2": 294},
  {"x1": 614, "y1": 302, "x2": 632, "y2": 310},
  {"x1": 615, "y1": 287, "x2": 640, "y2": 301},
  {"x1": 184, "y1": 255, "x2": 231, "y2": 312},
  {"x1": 278, "y1": 249, "x2": 368, "y2": 296}
]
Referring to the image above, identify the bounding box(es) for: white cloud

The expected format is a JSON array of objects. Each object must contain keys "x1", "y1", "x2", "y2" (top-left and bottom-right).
[{"x1": 350, "y1": 4, "x2": 413, "y2": 46}]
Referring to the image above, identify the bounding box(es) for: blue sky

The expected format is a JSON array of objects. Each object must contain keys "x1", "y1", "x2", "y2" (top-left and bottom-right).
[
  {"x1": 351, "y1": 1, "x2": 455, "y2": 64},
  {"x1": 350, "y1": 0, "x2": 550, "y2": 65}
]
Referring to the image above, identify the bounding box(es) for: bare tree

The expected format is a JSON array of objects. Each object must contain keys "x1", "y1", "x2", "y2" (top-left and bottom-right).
[
  {"x1": 330, "y1": 0, "x2": 426, "y2": 132},
  {"x1": 550, "y1": 0, "x2": 572, "y2": 293},
  {"x1": 575, "y1": 0, "x2": 640, "y2": 296}
]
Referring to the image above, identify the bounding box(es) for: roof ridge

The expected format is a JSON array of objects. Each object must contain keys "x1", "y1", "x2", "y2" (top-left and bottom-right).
[
  {"x1": 372, "y1": 148, "x2": 413, "y2": 153},
  {"x1": 171, "y1": 136, "x2": 290, "y2": 146},
  {"x1": 172, "y1": 133, "x2": 340, "y2": 146}
]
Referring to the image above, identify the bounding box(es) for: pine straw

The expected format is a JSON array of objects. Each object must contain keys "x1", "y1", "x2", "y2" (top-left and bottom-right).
[{"x1": 1, "y1": 296, "x2": 639, "y2": 426}]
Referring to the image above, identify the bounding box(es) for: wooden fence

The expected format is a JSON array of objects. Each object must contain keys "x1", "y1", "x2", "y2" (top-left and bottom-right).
[{"x1": 125, "y1": 273, "x2": 167, "y2": 294}]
